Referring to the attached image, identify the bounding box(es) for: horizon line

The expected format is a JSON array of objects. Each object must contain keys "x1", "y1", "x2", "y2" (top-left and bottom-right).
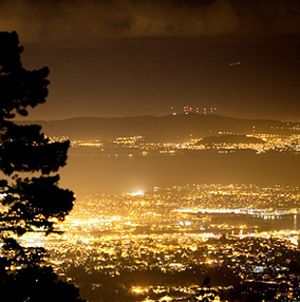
[{"x1": 17, "y1": 112, "x2": 300, "y2": 124}]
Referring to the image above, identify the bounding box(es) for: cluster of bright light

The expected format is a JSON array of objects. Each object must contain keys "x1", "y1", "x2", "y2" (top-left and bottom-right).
[
  {"x1": 13, "y1": 183, "x2": 300, "y2": 301},
  {"x1": 129, "y1": 190, "x2": 145, "y2": 197},
  {"x1": 49, "y1": 130, "x2": 300, "y2": 158}
]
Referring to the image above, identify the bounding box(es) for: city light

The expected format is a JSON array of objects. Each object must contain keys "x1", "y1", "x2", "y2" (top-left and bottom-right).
[
  {"x1": 18, "y1": 183, "x2": 300, "y2": 300},
  {"x1": 129, "y1": 190, "x2": 145, "y2": 197}
]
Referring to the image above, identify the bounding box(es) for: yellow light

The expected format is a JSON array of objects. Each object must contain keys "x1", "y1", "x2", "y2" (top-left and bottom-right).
[
  {"x1": 205, "y1": 258, "x2": 213, "y2": 265},
  {"x1": 131, "y1": 286, "x2": 149, "y2": 295}
]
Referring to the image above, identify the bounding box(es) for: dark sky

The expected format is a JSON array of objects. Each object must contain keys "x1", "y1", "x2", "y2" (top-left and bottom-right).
[{"x1": 1, "y1": 0, "x2": 300, "y2": 121}]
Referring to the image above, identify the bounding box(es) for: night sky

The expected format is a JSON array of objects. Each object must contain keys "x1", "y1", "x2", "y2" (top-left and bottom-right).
[{"x1": 1, "y1": 0, "x2": 300, "y2": 121}]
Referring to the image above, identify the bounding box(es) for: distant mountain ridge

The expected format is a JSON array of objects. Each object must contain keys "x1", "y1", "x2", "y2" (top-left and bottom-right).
[{"x1": 22, "y1": 114, "x2": 298, "y2": 141}]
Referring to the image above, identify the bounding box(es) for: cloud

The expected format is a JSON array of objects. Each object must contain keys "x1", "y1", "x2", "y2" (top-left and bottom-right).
[{"x1": 0, "y1": 0, "x2": 299, "y2": 45}]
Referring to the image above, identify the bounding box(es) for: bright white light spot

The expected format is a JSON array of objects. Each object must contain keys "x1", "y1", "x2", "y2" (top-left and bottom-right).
[
  {"x1": 0, "y1": 193, "x2": 7, "y2": 199},
  {"x1": 130, "y1": 190, "x2": 145, "y2": 197}
]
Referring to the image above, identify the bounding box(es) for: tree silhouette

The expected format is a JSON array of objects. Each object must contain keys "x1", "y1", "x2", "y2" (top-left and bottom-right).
[{"x1": 0, "y1": 31, "x2": 84, "y2": 301}]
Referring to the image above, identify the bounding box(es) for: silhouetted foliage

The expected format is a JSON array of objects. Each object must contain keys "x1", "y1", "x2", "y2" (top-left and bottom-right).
[
  {"x1": 0, "y1": 31, "x2": 84, "y2": 301},
  {"x1": 0, "y1": 264, "x2": 84, "y2": 302}
]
